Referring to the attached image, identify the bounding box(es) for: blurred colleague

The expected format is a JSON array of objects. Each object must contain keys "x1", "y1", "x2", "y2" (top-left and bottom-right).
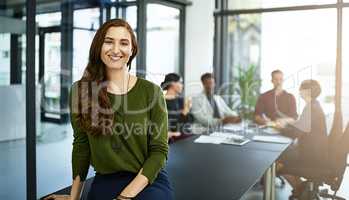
[
  {"x1": 161, "y1": 73, "x2": 194, "y2": 142},
  {"x1": 276, "y1": 80, "x2": 328, "y2": 199},
  {"x1": 191, "y1": 73, "x2": 241, "y2": 128},
  {"x1": 254, "y1": 70, "x2": 298, "y2": 125}
]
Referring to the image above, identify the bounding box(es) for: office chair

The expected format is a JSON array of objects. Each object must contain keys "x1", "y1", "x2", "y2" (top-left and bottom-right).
[
  {"x1": 294, "y1": 122, "x2": 349, "y2": 200},
  {"x1": 294, "y1": 167, "x2": 346, "y2": 200}
]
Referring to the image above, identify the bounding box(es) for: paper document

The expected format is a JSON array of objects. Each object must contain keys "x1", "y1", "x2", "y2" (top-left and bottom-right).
[
  {"x1": 221, "y1": 137, "x2": 250, "y2": 146},
  {"x1": 252, "y1": 135, "x2": 291, "y2": 144},
  {"x1": 210, "y1": 132, "x2": 249, "y2": 145},
  {"x1": 261, "y1": 127, "x2": 280, "y2": 135},
  {"x1": 194, "y1": 135, "x2": 225, "y2": 144},
  {"x1": 210, "y1": 132, "x2": 244, "y2": 139},
  {"x1": 223, "y1": 124, "x2": 243, "y2": 132},
  {"x1": 194, "y1": 133, "x2": 250, "y2": 146}
]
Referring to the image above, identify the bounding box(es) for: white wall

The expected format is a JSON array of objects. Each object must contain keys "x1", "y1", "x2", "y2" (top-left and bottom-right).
[{"x1": 184, "y1": 0, "x2": 215, "y2": 96}]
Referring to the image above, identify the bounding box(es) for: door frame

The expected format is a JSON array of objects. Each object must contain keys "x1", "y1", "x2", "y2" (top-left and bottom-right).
[{"x1": 38, "y1": 25, "x2": 62, "y2": 123}]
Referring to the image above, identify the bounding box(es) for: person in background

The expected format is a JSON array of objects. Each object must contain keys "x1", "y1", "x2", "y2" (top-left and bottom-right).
[
  {"x1": 276, "y1": 80, "x2": 328, "y2": 199},
  {"x1": 191, "y1": 73, "x2": 241, "y2": 129},
  {"x1": 254, "y1": 69, "x2": 298, "y2": 125},
  {"x1": 161, "y1": 73, "x2": 194, "y2": 143}
]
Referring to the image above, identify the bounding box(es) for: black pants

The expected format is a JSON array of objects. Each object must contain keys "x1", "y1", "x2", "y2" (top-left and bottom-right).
[{"x1": 87, "y1": 170, "x2": 174, "y2": 200}]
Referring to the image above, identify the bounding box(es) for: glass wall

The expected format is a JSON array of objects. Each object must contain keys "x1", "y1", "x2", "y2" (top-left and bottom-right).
[
  {"x1": 215, "y1": 2, "x2": 349, "y2": 196},
  {"x1": 146, "y1": 3, "x2": 180, "y2": 85},
  {"x1": 35, "y1": 4, "x2": 98, "y2": 198},
  {"x1": 227, "y1": 9, "x2": 337, "y2": 115},
  {"x1": 215, "y1": 1, "x2": 349, "y2": 129},
  {"x1": 117, "y1": 5, "x2": 138, "y2": 75},
  {"x1": 0, "y1": 34, "x2": 10, "y2": 85},
  {"x1": 228, "y1": 0, "x2": 336, "y2": 10},
  {"x1": 0, "y1": 1, "x2": 27, "y2": 199},
  {"x1": 118, "y1": 6, "x2": 137, "y2": 29},
  {"x1": 73, "y1": 8, "x2": 99, "y2": 82}
]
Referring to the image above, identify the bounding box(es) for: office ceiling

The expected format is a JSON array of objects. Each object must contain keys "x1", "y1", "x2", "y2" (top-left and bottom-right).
[{"x1": 1, "y1": 0, "x2": 101, "y2": 15}]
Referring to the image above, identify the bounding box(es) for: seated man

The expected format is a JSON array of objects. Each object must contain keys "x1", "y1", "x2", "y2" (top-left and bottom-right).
[
  {"x1": 254, "y1": 70, "x2": 298, "y2": 125},
  {"x1": 191, "y1": 73, "x2": 240, "y2": 128}
]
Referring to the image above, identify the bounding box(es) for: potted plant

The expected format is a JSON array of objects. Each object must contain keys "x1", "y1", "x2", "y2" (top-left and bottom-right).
[{"x1": 231, "y1": 64, "x2": 261, "y2": 120}]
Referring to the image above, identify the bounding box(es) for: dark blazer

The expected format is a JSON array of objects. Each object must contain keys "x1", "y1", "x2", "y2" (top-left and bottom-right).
[
  {"x1": 281, "y1": 100, "x2": 328, "y2": 167},
  {"x1": 166, "y1": 97, "x2": 194, "y2": 133}
]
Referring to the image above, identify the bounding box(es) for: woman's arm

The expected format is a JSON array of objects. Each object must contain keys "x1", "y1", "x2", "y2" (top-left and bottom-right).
[
  {"x1": 118, "y1": 168, "x2": 149, "y2": 198},
  {"x1": 69, "y1": 83, "x2": 91, "y2": 199},
  {"x1": 70, "y1": 176, "x2": 84, "y2": 200}
]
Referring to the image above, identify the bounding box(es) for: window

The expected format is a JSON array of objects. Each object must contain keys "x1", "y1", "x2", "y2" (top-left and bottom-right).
[
  {"x1": 0, "y1": 34, "x2": 10, "y2": 85},
  {"x1": 226, "y1": 10, "x2": 337, "y2": 114},
  {"x1": 36, "y1": 12, "x2": 61, "y2": 27},
  {"x1": 73, "y1": 8, "x2": 99, "y2": 82},
  {"x1": 74, "y1": 8, "x2": 99, "y2": 29},
  {"x1": 228, "y1": 0, "x2": 336, "y2": 10},
  {"x1": 0, "y1": 1, "x2": 27, "y2": 199},
  {"x1": 117, "y1": 5, "x2": 138, "y2": 75},
  {"x1": 146, "y1": 4, "x2": 180, "y2": 85}
]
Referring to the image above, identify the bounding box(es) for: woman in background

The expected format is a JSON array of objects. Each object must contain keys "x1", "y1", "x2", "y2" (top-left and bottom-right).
[
  {"x1": 161, "y1": 73, "x2": 194, "y2": 143},
  {"x1": 276, "y1": 79, "x2": 328, "y2": 199}
]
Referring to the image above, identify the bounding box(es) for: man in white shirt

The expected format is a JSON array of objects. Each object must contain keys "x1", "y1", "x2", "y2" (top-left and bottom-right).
[{"x1": 191, "y1": 73, "x2": 241, "y2": 128}]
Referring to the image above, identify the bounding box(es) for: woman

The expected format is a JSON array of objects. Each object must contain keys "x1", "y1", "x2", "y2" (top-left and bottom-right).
[
  {"x1": 276, "y1": 79, "x2": 328, "y2": 199},
  {"x1": 161, "y1": 73, "x2": 194, "y2": 142},
  {"x1": 46, "y1": 19, "x2": 173, "y2": 200}
]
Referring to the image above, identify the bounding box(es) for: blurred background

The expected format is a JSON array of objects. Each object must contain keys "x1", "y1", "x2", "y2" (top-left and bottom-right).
[{"x1": 0, "y1": 0, "x2": 348, "y2": 199}]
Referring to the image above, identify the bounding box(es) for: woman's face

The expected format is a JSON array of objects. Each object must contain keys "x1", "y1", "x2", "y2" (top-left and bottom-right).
[
  {"x1": 299, "y1": 89, "x2": 311, "y2": 101},
  {"x1": 171, "y1": 81, "x2": 183, "y2": 94},
  {"x1": 100, "y1": 26, "x2": 133, "y2": 70}
]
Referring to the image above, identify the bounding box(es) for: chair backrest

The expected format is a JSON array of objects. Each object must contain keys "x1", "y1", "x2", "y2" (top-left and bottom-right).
[
  {"x1": 341, "y1": 122, "x2": 349, "y2": 154},
  {"x1": 325, "y1": 122, "x2": 348, "y2": 191}
]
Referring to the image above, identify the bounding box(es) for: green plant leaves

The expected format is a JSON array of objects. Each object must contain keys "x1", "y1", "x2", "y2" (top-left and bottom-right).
[{"x1": 230, "y1": 64, "x2": 261, "y2": 119}]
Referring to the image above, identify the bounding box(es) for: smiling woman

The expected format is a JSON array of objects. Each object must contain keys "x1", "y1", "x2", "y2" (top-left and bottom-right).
[{"x1": 45, "y1": 19, "x2": 173, "y2": 200}]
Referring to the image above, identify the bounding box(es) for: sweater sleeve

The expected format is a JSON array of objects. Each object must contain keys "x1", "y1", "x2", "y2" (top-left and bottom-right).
[
  {"x1": 141, "y1": 86, "x2": 169, "y2": 184},
  {"x1": 70, "y1": 83, "x2": 91, "y2": 181}
]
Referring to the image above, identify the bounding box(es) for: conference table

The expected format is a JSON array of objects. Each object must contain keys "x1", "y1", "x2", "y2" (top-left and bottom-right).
[
  {"x1": 42, "y1": 125, "x2": 291, "y2": 200},
  {"x1": 165, "y1": 126, "x2": 291, "y2": 200}
]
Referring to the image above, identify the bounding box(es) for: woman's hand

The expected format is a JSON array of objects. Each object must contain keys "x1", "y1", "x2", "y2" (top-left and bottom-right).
[
  {"x1": 274, "y1": 121, "x2": 284, "y2": 130},
  {"x1": 275, "y1": 117, "x2": 295, "y2": 129},
  {"x1": 274, "y1": 118, "x2": 290, "y2": 130},
  {"x1": 44, "y1": 194, "x2": 71, "y2": 200},
  {"x1": 168, "y1": 131, "x2": 181, "y2": 139},
  {"x1": 182, "y1": 97, "x2": 192, "y2": 115}
]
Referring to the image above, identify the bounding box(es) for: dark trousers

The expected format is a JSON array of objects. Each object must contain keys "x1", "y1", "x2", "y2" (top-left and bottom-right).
[{"x1": 87, "y1": 170, "x2": 174, "y2": 200}]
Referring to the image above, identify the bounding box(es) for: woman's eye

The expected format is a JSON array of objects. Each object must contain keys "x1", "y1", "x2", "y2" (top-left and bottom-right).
[
  {"x1": 104, "y1": 40, "x2": 112, "y2": 44},
  {"x1": 121, "y1": 42, "x2": 129, "y2": 46}
]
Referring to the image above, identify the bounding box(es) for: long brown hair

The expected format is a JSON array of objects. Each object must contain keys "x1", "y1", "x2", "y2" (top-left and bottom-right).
[{"x1": 73, "y1": 19, "x2": 138, "y2": 136}]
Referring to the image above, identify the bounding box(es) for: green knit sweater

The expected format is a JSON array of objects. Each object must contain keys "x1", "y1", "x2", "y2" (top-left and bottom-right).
[{"x1": 70, "y1": 78, "x2": 169, "y2": 184}]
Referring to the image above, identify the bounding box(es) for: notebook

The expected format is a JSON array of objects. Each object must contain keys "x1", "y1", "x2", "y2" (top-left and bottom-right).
[
  {"x1": 252, "y1": 135, "x2": 291, "y2": 144},
  {"x1": 194, "y1": 132, "x2": 250, "y2": 146}
]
